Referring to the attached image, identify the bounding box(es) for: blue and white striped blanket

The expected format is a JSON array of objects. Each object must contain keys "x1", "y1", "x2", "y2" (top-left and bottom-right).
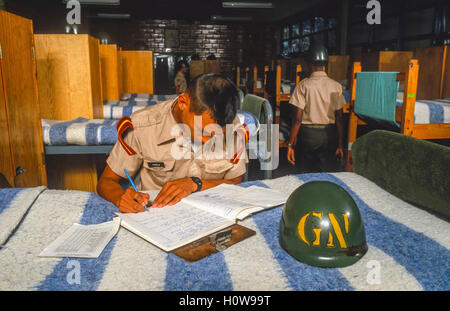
[
  {"x1": 103, "y1": 101, "x2": 160, "y2": 119},
  {"x1": 42, "y1": 118, "x2": 119, "y2": 146},
  {"x1": 120, "y1": 94, "x2": 178, "y2": 101},
  {"x1": 0, "y1": 186, "x2": 46, "y2": 246},
  {"x1": 41, "y1": 111, "x2": 259, "y2": 146},
  {"x1": 0, "y1": 172, "x2": 448, "y2": 290},
  {"x1": 105, "y1": 95, "x2": 178, "y2": 119},
  {"x1": 281, "y1": 79, "x2": 296, "y2": 94},
  {"x1": 396, "y1": 96, "x2": 450, "y2": 124}
]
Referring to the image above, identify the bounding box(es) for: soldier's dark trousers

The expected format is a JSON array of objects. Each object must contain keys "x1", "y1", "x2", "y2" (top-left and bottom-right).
[{"x1": 295, "y1": 124, "x2": 338, "y2": 173}]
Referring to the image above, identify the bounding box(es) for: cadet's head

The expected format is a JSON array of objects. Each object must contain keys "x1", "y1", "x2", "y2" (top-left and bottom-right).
[
  {"x1": 308, "y1": 43, "x2": 328, "y2": 71},
  {"x1": 186, "y1": 73, "x2": 239, "y2": 126},
  {"x1": 176, "y1": 73, "x2": 240, "y2": 142},
  {"x1": 176, "y1": 60, "x2": 189, "y2": 73}
]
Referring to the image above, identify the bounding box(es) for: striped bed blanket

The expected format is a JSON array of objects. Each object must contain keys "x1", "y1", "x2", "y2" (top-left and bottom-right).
[
  {"x1": 120, "y1": 94, "x2": 178, "y2": 101},
  {"x1": 0, "y1": 172, "x2": 448, "y2": 291},
  {"x1": 41, "y1": 112, "x2": 259, "y2": 146},
  {"x1": 103, "y1": 101, "x2": 160, "y2": 119},
  {"x1": 41, "y1": 118, "x2": 119, "y2": 146},
  {"x1": 396, "y1": 96, "x2": 450, "y2": 124},
  {"x1": 104, "y1": 94, "x2": 178, "y2": 119},
  {"x1": 281, "y1": 79, "x2": 296, "y2": 94}
]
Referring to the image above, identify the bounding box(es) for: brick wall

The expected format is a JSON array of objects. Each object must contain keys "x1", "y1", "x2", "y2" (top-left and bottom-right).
[{"x1": 125, "y1": 19, "x2": 277, "y2": 77}]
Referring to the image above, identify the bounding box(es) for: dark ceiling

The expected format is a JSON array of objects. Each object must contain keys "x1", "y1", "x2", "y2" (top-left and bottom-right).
[{"x1": 7, "y1": 0, "x2": 322, "y2": 23}]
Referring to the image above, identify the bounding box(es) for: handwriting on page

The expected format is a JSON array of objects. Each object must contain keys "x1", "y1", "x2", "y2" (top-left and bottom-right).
[{"x1": 121, "y1": 203, "x2": 233, "y2": 250}]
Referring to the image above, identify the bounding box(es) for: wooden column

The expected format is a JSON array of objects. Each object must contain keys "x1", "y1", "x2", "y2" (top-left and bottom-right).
[
  {"x1": 346, "y1": 62, "x2": 362, "y2": 172},
  {"x1": 400, "y1": 60, "x2": 419, "y2": 136}
]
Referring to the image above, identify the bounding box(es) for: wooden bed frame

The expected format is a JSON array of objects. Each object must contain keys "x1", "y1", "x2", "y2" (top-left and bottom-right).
[
  {"x1": 346, "y1": 59, "x2": 450, "y2": 171},
  {"x1": 252, "y1": 65, "x2": 268, "y2": 97},
  {"x1": 275, "y1": 63, "x2": 302, "y2": 148}
]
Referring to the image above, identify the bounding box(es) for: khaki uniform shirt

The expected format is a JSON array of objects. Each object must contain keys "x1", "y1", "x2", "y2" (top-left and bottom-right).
[
  {"x1": 107, "y1": 99, "x2": 247, "y2": 190},
  {"x1": 174, "y1": 71, "x2": 187, "y2": 93},
  {"x1": 289, "y1": 71, "x2": 345, "y2": 124}
]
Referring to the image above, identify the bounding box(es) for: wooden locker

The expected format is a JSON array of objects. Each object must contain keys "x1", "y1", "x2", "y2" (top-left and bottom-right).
[
  {"x1": 34, "y1": 34, "x2": 103, "y2": 193},
  {"x1": 189, "y1": 60, "x2": 221, "y2": 79},
  {"x1": 99, "y1": 44, "x2": 120, "y2": 100},
  {"x1": 34, "y1": 34, "x2": 103, "y2": 120},
  {"x1": 0, "y1": 10, "x2": 47, "y2": 188},
  {"x1": 120, "y1": 50, "x2": 154, "y2": 94},
  {"x1": 361, "y1": 51, "x2": 413, "y2": 72},
  {"x1": 328, "y1": 55, "x2": 350, "y2": 84},
  {"x1": 415, "y1": 46, "x2": 447, "y2": 100}
]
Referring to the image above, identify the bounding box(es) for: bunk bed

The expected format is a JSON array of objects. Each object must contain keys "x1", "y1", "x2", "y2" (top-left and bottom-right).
[
  {"x1": 1, "y1": 129, "x2": 449, "y2": 291},
  {"x1": 274, "y1": 64, "x2": 302, "y2": 148},
  {"x1": 251, "y1": 65, "x2": 268, "y2": 97},
  {"x1": 346, "y1": 59, "x2": 450, "y2": 170}
]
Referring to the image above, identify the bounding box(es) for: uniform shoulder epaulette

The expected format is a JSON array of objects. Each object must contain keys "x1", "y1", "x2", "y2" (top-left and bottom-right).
[
  {"x1": 230, "y1": 123, "x2": 250, "y2": 164},
  {"x1": 116, "y1": 116, "x2": 137, "y2": 155}
]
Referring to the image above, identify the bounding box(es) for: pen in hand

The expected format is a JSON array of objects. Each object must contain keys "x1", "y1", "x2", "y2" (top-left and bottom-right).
[{"x1": 124, "y1": 169, "x2": 150, "y2": 211}]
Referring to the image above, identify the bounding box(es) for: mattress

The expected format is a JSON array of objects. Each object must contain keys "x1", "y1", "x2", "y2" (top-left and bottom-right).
[
  {"x1": 396, "y1": 94, "x2": 450, "y2": 124},
  {"x1": 120, "y1": 94, "x2": 177, "y2": 101},
  {"x1": 41, "y1": 111, "x2": 260, "y2": 146},
  {"x1": 41, "y1": 118, "x2": 119, "y2": 146},
  {"x1": 0, "y1": 172, "x2": 448, "y2": 290},
  {"x1": 280, "y1": 79, "x2": 296, "y2": 94}
]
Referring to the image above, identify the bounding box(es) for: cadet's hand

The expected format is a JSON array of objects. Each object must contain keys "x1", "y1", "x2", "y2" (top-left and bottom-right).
[
  {"x1": 287, "y1": 146, "x2": 296, "y2": 166},
  {"x1": 116, "y1": 188, "x2": 150, "y2": 213},
  {"x1": 152, "y1": 178, "x2": 197, "y2": 208},
  {"x1": 335, "y1": 147, "x2": 344, "y2": 165}
]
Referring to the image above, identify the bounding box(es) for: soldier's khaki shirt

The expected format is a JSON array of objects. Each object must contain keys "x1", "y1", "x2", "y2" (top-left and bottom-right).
[
  {"x1": 289, "y1": 71, "x2": 346, "y2": 124},
  {"x1": 107, "y1": 99, "x2": 247, "y2": 190}
]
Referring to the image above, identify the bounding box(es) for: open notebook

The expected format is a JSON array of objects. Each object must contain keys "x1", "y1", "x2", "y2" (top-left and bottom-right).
[{"x1": 117, "y1": 184, "x2": 288, "y2": 252}]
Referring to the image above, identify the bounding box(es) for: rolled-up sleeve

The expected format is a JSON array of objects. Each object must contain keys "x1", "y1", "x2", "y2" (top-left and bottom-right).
[
  {"x1": 106, "y1": 130, "x2": 143, "y2": 179},
  {"x1": 331, "y1": 85, "x2": 345, "y2": 111},
  {"x1": 289, "y1": 82, "x2": 307, "y2": 110}
]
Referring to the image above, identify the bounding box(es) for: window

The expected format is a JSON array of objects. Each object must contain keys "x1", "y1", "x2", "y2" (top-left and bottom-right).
[
  {"x1": 314, "y1": 17, "x2": 326, "y2": 32},
  {"x1": 281, "y1": 16, "x2": 337, "y2": 56},
  {"x1": 283, "y1": 26, "x2": 290, "y2": 40},
  {"x1": 292, "y1": 24, "x2": 300, "y2": 37},
  {"x1": 302, "y1": 20, "x2": 312, "y2": 36}
]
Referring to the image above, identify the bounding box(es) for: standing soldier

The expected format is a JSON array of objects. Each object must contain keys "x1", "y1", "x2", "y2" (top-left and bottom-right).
[{"x1": 286, "y1": 43, "x2": 345, "y2": 173}]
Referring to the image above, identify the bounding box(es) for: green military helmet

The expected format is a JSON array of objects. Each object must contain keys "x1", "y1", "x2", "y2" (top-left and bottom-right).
[
  {"x1": 279, "y1": 181, "x2": 368, "y2": 268},
  {"x1": 308, "y1": 43, "x2": 329, "y2": 63}
]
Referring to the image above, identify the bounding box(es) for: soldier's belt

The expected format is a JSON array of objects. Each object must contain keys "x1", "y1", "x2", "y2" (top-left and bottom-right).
[{"x1": 302, "y1": 124, "x2": 335, "y2": 129}]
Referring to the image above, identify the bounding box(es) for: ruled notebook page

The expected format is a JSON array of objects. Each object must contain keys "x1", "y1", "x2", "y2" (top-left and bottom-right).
[{"x1": 117, "y1": 202, "x2": 234, "y2": 252}]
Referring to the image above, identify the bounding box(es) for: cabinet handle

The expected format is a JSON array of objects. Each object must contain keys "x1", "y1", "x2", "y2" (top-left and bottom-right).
[{"x1": 16, "y1": 166, "x2": 27, "y2": 176}]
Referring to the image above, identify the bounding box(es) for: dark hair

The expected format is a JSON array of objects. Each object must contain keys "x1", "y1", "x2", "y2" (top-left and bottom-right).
[
  {"x1": 206, "y1": 54, "x2": 217, "y2": 60},
  {"x1": 311, "y1": 60, "x2": 328, "y2": 67},
  {"x1": 175, "y1": 60, "x2": 188, "y2": 72},
  {"x1": 187, "y1": 73, "x2": 239, "y2": 126}
]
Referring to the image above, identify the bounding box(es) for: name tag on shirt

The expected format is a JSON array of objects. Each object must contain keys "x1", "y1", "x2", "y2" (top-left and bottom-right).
[{"x1": 148, "y1": 162, "x2": 165, "y2": 168}]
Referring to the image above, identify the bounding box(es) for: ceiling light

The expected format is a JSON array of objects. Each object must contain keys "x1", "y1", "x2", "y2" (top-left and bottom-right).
[
  {"x1": 63, "y1": 0, "x2": 120, "y2": 5},
  {"x1": 222, "y1": 2, "x2": 274, "y2": 9},
  {"x1": 211, "y1": 15, "x2": 253, "y2": 21},
  {"x1": 95, "y1": 13, "x2": 131, "y2": 19}
]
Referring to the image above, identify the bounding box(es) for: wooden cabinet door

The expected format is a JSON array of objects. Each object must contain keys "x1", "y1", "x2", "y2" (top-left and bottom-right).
[
  {"x1": 0, "y1": 11, "x2": 46, "y2": 187},
  {"x1": 0, "y1": 57, "x2": 15, "y2": 186},
  {"x1": 120, "y1": 50, "x2": 154, "y2": 94}
]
